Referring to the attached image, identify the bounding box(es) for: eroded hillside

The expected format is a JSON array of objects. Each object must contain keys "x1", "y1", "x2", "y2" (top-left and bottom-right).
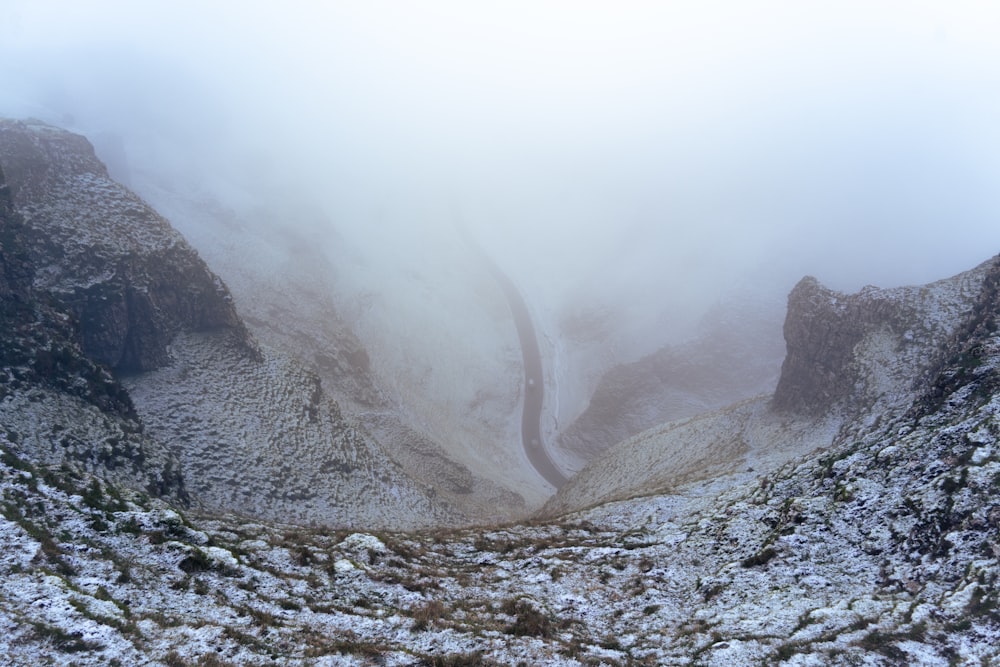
[{"x1": 0, "y1": 119, "x2": 496, "y2": 530}]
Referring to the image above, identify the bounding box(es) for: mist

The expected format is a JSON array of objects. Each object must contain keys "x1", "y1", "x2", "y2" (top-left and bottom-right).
[{"x1": 4, "y1": 0, "x2": 1000, "y2": 357}]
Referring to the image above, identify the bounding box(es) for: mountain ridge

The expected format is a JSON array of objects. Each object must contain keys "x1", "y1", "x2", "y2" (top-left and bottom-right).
[{"x1": 544, "y1": 256, "x2": 997, "y2": 516}]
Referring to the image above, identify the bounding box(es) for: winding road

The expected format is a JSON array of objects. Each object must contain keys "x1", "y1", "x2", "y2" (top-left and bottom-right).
[{"x1": 459, "y1": 228, "x2": 570, "y2": 489}]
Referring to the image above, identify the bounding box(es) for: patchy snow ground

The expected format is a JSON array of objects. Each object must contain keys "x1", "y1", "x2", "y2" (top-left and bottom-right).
[
  {"x1": 3, "y1": 118, "x2": 999, "y2": 665},
  {"x1": 2, "y1": 306, "x2": 998, "y2": 665}
]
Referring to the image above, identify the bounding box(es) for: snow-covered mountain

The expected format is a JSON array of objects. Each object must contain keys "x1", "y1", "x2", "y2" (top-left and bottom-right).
[{"x1": 1, "y1": 118, "x2": 999, "y2": 664}]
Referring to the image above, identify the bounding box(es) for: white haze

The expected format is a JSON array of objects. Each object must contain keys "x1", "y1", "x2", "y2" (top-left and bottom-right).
[{"x1": 3, "y1": 0, "x2": 1000, "y2": 352}]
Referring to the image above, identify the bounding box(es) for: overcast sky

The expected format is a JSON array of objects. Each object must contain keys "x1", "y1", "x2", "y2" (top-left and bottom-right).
[{"x1": 3, "y1": 1, "x2": 1000, "y2": 345}]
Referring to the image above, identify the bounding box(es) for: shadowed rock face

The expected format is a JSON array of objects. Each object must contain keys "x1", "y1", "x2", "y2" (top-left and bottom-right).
[
  {"x1": 772, "y1": 276, "x2": 880, "y2": 414},
  {"x1": 1, "y1": 118, "x2": 262, "y2": 503},
  {"x1": 773, "y1": 262, "x2": 995, "y2": 415},
  {"x1": 0, "y1": 164, "x2": 27, "y2": 294},
  {"x1": 1, "y1": 157, "x2": 186, "y2": 499},
  {"x1": 1, "y1": 162, "x2": 135, "y2": 418},
  {"x1": 0, "y1": 119, "x2": 255, "y2": 373}
]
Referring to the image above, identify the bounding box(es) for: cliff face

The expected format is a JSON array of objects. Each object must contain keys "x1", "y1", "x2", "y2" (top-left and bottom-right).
[
  {"x1": 0, "y1": 119, "x2": 254, "y2": 373},
  {"x1": 0, "y1": 118, "x2": 256, "y2": 498},
  {"x1": 774, "y1": 262, "x2": 994, "y2": 415},
  {"x1": 0, "y1": 119, "x2": 260, "y2": 497},
  {"x1": 1, "y1": 169, "x2": 136, "y2": 419},
  {"x1": 1, "y1": 159, "x2": 185, "y2": 498}
]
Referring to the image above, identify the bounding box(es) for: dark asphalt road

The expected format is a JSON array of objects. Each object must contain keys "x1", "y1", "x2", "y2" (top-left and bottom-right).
[{"x1": 460, "y1": 230, "x2": 569, "y2": 489}]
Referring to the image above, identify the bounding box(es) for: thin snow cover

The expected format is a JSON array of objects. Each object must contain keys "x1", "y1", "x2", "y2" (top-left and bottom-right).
[
  {"x1": 2, "y1": 304, "x2": 998, "y2": 666},
  {"x1": 122, "y1": 331, "x2": 457, "y2": 530},
  {"x1": 130, "y1": 171, "x2": 540, "y2": 504}
]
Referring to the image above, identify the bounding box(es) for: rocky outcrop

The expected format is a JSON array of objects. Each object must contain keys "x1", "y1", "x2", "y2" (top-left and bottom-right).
[
  {"x1": 773, "y1": 276, "x2": 904, "y2": 413},
  {"x1": 1, "y1": 162, "x2": 135, "y2": 418},
  {"x1": 1, "y1": 137, "x2": 190, "y2": 499},
  {"x1": 773, "y1": 261, "x2": 995, "y2": 415},
  {"x1": 0, "y1": 119, "x2": 255, "y2": 373}
]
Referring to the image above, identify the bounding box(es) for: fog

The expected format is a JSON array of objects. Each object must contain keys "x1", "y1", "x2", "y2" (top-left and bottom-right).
[{"x1": 4, "y1": 1, "x2": 1000, "y2": 352}]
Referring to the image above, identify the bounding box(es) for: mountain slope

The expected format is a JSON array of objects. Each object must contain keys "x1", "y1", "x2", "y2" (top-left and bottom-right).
[
  {"x1": 555, "y1": 290, "x2": 786, "y2": 464},
  {"x1": 129, "y1": 159, "x2": 534, "y2": 518},
  {"x1": 0, "y1": 254, "x2": 997, "y2": 665},
  {"x1": 0, "y1": 119, "x2": 466, "y2": 529},
  {"x1": 1, "y1": 132, "x2": 185, "y2": 499},
  {"x1": 0, "y1": 119, "x2": 253, "y2": 373},
  {"x1": 545, "y1": 258, "x2": 996, "y2": 515}
]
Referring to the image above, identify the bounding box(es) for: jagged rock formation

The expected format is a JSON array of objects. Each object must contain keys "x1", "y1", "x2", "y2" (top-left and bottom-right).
[
  {"x1": 773, "y1": 268, "x2": 988, "y2": 415},
  {"x1": 1, "y1": 147, "x2": 184, "y2": 499},
  {"x1": 0, "y1": 119, "x2": 254, "y2": 373},
  {"x1": 0, "y1": 254, "x2": 997, "y2": 665},
  {"x1": 546, "y1": 257, "x2": 997, "y2": 515},
  {"x1": 556, "y1": 293, "x2": 785, "y2": 463}
]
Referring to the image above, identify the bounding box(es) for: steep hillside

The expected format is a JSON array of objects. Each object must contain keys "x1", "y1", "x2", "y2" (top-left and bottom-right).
[
  {"x1": 0, "y1": 255, "x2": 997, "y2": 665},
  {"x1": 1, "y1": 142, "x2": 184, "y2": 499},
  {"x1": 129, "y1": 169, "x2": 534, "y2": 515},
  {"x1": 546, "y1": 257, "x2": 996, "y2": 515},
  {"x1": 0, "y1": 119, "x2": 476, "y2": 529},
  {"x1": 0, "y1": 120, "x2": 253, "y2": 373}
]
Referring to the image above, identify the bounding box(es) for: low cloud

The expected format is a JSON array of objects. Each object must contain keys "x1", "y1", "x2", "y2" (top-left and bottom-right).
[{"x1": 3, "y1": 1, "x2": 1000, "y2": 354}]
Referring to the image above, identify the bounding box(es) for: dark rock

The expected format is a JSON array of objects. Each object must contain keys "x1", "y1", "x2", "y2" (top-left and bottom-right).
[
  {"x1": 1, "y1": 162, "x2": 134, "y2": 418},
  {"x1": 772, "y1": 262, "x2": 996, "y2": 415},
  {"x1": 0, "y1": 118, "x2": 257, "y2": 373},
  {"x1": 912, "y1": 255, "x2": 1000, "y2": 418},
  {"x1": 772, "y1": 276, "x2": 873, "y2": 413}
]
